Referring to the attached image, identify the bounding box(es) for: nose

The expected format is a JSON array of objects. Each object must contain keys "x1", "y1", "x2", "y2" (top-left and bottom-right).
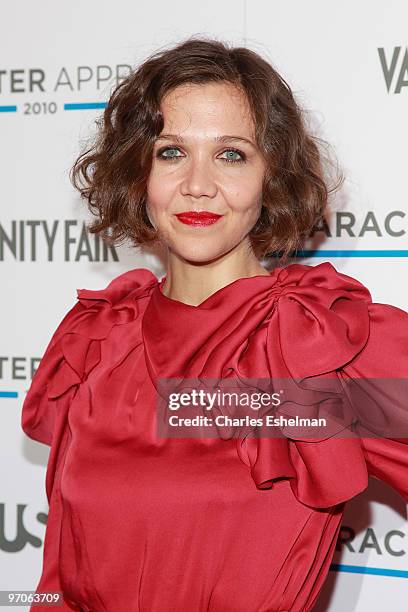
[{"x1": 179, "y1": 156, "x2": 218, "y2": 200}]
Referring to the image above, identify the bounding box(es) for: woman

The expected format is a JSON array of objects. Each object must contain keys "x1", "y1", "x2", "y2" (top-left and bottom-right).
[{"x1": 21, "y1": 38, "x2": 408, "y2": 612}]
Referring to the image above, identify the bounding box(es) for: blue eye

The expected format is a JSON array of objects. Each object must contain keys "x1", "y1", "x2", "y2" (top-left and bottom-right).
[
  {"x1": 155, "y1": 146, "x2": 246, "y2": 164},
  {"x1": 158, "y1": 147, "x2": 182, "y2": 160},
  {"x1": 220, "y1": 149, "x2": 245, "y2": 164}
]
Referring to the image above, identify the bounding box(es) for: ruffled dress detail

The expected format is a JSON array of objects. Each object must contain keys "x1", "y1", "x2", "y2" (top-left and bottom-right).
[{"x1": 21, "y1": 262, "x2": 408, "y2": 612}]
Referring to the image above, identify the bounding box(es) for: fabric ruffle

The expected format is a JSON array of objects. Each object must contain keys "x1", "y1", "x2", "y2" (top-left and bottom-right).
[
  {"x1": 233, "y1": 263, "x2": 408, "y2": 508},
  {"x1": 21, "y1": 268, "x2": 158, "y2": 446}
]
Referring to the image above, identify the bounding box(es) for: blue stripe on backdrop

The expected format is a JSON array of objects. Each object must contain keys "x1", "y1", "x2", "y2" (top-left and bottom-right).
[
  {"x1": 330, "y1": 564, "x2": 408, "y2": 578},
  {"x1": 64, "y1": 102, "x2": 107, "y2": 110}
]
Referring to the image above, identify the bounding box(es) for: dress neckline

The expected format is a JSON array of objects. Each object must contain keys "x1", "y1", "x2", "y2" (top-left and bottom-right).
[
  {"x1": 157, "y1": 270, "x2": 278, "y2": 309},
  {"x1": 142, "y1": 267, "x2": 285, "y2": 383}
]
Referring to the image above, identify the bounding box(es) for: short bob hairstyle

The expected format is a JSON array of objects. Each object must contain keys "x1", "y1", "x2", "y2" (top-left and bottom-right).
[{"x1": 70, "y1": 36, "x2": 343, "y2": 261}]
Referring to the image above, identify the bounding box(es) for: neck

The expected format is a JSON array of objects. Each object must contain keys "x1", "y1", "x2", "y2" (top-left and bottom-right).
[{"x1": 161, "y1": 249, "x2": 270, "y2": 307}]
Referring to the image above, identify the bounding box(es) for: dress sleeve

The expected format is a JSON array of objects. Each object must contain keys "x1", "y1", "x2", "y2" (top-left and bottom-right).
[
  {"x1": 20, "y1": 268, "x2": 156, "y2": 611},
  {"x1": 21, "y1": 302, "x2": 86, "y2": 611},
  {"x1": 21, "y1": 266, "x2": 157, "y2": 449},
  {"x1": 339, "y1": 301, "x2": 408, "y2": 502},
  {"x1": 21, "y1": 302, "x2": 84, "y2": 447}
]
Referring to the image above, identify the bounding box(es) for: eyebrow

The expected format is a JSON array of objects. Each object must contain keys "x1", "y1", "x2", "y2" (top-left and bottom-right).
[{"x1": 155, "y1": 133, "x2": 256, "y2": 147}]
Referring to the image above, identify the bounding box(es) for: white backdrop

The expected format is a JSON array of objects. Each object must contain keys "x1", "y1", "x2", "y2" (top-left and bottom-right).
[{"x1": 2, "y1": 1, "x2": 408, "y2": 610}]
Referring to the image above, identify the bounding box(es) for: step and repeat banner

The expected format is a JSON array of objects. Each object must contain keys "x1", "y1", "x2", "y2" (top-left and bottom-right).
[{"x1": 2, "y1": 1, "x2": 407, "y2": 610}]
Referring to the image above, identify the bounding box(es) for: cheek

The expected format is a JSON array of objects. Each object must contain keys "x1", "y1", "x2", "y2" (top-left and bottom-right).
[
  {"x1": 221, "y1": 168, "x2": 263, "y2": 202},
  {"x1": 224, "y1": 182, "x2": 263, "y2": 215},
  {"x1": 146, "y1": 176, "x2": 174, "y2": 213}
]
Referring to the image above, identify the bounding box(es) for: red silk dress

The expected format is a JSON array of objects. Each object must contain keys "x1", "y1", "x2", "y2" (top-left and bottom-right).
[{"x1": 21, "y1": 262, "x2": 408, "y2": 612}]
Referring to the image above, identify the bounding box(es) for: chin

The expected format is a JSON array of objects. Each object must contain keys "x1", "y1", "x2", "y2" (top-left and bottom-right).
[{"x1": 173, "y1": 245, "x2": 229, "y2": 264}]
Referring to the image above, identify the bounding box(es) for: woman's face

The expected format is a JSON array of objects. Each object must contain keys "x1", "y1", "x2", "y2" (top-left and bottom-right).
[{"x1": 146, "y1": 81, "x2": 267, "y2": 262}]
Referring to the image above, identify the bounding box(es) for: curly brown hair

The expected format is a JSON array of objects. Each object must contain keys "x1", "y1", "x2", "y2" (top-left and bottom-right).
[{"x1": 70, "y1": 36, "x2": 343, "y2": 261}]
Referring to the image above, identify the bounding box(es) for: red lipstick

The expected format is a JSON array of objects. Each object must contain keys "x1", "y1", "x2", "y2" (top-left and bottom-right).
[{"x1": 175, "y1": 211, "x2": 223, "y2": 226}]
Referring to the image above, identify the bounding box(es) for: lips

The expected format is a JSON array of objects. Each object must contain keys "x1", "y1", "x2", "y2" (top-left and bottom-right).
[{"x1": 175, "y1": 211, "x2": 223, "y2": 226}]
